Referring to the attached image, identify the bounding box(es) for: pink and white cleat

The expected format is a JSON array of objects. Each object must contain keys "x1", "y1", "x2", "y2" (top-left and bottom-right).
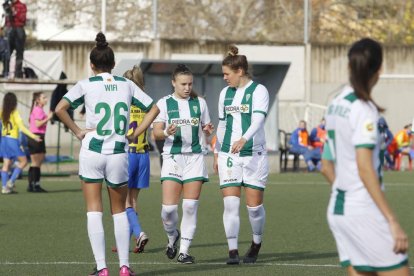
[{"x1": 119, "y1": 265, "x2": 135, "y2": 276}]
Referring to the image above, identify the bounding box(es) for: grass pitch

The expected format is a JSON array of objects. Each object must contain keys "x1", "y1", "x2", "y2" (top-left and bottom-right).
[{"x1": 0, "y1": 171, "x2": 413, "y2": 275}]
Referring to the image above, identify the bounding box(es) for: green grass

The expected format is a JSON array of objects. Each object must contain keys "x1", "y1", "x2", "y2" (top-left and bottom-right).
[{"x1": 0, "y1": 171, "x2": 413, "y2": 275}]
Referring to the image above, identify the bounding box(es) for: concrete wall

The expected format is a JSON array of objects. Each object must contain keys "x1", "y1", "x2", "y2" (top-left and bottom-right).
[{"x1": 310, "y1": 44, "x2": 414, "y2": 133}]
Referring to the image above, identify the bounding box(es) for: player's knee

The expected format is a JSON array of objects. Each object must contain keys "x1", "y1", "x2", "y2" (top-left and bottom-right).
[
  {"x1": 182, "y1": 199, "x2": 199, "y2": 216},
  {"x1": 161, "y1": 204, "x2": 178, "y2": 220},
  {"x1": 223, "y1": 196, "x2": 240, "y2": 216},
  {"x1": 247, "y1": 204, "x2": 264, "y2": 218}
]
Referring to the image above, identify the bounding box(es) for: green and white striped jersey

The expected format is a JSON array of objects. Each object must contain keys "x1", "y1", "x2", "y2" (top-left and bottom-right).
[
  {"x1": 323, "y1": 85, "x2": 382, "y2": 216},
  {"x1": 218, "y1": 80, "x2": 269, "y2": 156},
  {"x1": 63, "y1": 72, "x2": 153, "y2": 155},
  {"x1": 154, "y1": 94, "x2": 211, "y2": 155}
]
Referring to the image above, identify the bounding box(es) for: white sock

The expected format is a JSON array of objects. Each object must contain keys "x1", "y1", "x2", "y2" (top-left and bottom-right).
[
  {"x1": 223, "y1": 196, "x2": 240, "y2": 251},
  {"x1": 179, "y1": 199, "x2": 199, "y2": 254},
  {"x1": 247, "y1": 204, "x2": 266, "y2": 244},
  {"x1": 87, "y1": 212, "x2": 106, "y2": 270},
  {"x1": 113, "y1": 212, "x2": 130, "y2": 268},
  {"x1": 161, "y1": 204, "x2": 179, "y2": 246}
]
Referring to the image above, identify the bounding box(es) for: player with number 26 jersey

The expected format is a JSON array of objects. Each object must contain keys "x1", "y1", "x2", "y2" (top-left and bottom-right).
[{"x1": 63, "y1": 73, "x2": 153, "y2": 155}]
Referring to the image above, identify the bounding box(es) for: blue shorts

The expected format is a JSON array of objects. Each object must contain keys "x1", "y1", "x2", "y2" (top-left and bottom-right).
[
  {"x1": 128, "y1": 152, "x2": 150, "y2": 189},
  {"x1": 0, "y1": 136, "x2": 25, "y2": 159}
]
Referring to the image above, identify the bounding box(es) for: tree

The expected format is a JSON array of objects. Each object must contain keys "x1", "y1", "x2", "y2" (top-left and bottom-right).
[{"x1": 311, "y1": 0, "x2": 414, "y2": 45}]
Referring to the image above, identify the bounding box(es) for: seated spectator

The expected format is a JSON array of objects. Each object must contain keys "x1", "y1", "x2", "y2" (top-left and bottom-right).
[
  {"x1": 388, "y1": 123, "x2": 414, "y2": 169},
  {"x1": 309, "y1": 118, "x2": 326, "y2": 153},
  {"x1": 378, "y1": 117, "x2": 394, "y2": 170},
  {"x1": 289, "y1": 120, "x2": 321, "y2": 171}
]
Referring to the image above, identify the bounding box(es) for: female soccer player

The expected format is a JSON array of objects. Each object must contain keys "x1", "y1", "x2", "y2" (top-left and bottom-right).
[
  {"x1": 214, "y1": 45, "x2": 269, "y2": 265},
  {"x1": 321, "y1": 38, "x2": 409, "y2": 275},
  {"x1": 123, "y1": 66, "x2": 149, "y2": 253},
  {"x1": 27, "y1": 92, "x2": 53, "y2": 192},
  {"x1": 152, "y1": 64, "x2": 213, "y2": 264},
  {"x1": 55, "y1": 32, "x2": 159, "y2": 276},
  {"x1": 1, "y1": 92, "x2": 40, "y2": 194}
]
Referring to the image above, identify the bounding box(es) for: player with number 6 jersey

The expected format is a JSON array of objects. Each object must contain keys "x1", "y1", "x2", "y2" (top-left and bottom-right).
[{"x1": 214, "y1": 45, "x2": 269, "y2": 265}]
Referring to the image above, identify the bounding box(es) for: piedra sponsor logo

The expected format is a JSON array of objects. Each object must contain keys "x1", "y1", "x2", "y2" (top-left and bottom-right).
[
  {"x1": 170, "y1": 118, "x2": 200, "y2": 127},
  {"x1": 225, "y1": 104, "x2": 250, "y2": 114}
]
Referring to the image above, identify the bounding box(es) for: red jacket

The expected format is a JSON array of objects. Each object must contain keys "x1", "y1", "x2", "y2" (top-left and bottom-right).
[{"x1": 5, "y1": 0, "x2": 27, "y2": 28}]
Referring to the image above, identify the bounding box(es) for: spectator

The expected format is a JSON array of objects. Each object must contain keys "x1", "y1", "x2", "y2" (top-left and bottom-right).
[
  {"x1": 388, "y1": 124, "x2": 414, "y2": 169},
  {"x1": 0, "y1": 27, "x2": 10, "y2": 78},
  {"x1": 378, "y1": 117, "x2": 394, "y2": 170},
  {"x1": 309, "y1": 118, "x2": 326, "y2": 152},
  {"x1": 289, "y1": 120, "x2": 321, "y2": 171},
  {"x1": 4, "y1": 0, "x2": 26, "y2": 78}
]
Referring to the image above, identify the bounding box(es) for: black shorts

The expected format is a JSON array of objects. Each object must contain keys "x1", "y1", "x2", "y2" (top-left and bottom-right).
[{"x1": 28, "y1": 133, "x2": 46, "y2": 154}]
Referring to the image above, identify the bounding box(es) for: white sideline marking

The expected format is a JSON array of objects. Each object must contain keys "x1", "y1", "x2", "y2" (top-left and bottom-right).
[{"x1": 0, "y1": 261, "x2": 413, "y2": 269}]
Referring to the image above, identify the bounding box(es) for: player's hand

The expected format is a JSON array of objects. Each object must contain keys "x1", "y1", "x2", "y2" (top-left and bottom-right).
[
  {"x1": 166, "y1": 124, "x2": 177, "y2": 136},
  {"x1": 34, "y1": 135, "x2": 42, "y2": 142},
  {"x1": 213, "y1": 153, "x2": 218, "y2": 174},
  {"x1": 231, "y1": 137, "x2": 247, "y2": 154},
  {"x1": 202, "y1": 123, "x2": 214, "y2": 136},
  {"x1": 126, "y1": 133, "x2": 135, "y2": 144},
  {"x1": 389, "y1": 220, "x2": 409, "y2": 254},
  {"x1": 76, "y1": 129, "x2": 94, "y2": 141}
]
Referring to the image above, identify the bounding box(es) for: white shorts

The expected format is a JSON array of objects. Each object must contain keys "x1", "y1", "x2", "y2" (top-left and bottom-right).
[
  {"x1": 218, "y1": 151, "x2": 268, "y2": 191},
  {"x1": 327, "y1": 212, "x2": 408, "y2": 272},
  {"x1": 161, "y1": 153, "x2": 208, "y2": 184},
  {"x1": 79, "y1": 148, "x2": 128, "y2": 187}
]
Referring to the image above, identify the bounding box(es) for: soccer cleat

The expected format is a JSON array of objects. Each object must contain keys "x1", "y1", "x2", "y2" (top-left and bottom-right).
[
  {"x1": 34, "y1": 185, "x2": 48, "y2": 193},
  {"x1": 1, "y1": 187, "x2": 11, "y2": 194},
  {"x1": 243, "y1": 241, "x2": 262, "y2": 264},
  {"x1": 177, "y1": 253, "x2": 195, "y2": 264},
  {"x1": 165, "y1": 229, "x2": 180, "y2": 259},
  {"x1": 119, "y1": 265, "x2": 135, "y2": 276},
  {"x1": 27, "y1": 182, "x2": 34, "y2": 192},
  {"x1": 226, "y1": 249, "x2": 240, "y2": 265},
  {"x1": 88, "y1": 267, "x2": 109, "y2": 276},
  {"x1": 133, "y1": 232, "x2": 149, "y2": 253},
  {"x1": 6, "y1": 180, "x2": 14, "y2": 191}
]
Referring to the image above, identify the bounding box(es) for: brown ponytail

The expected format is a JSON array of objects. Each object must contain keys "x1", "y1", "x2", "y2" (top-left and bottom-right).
[{"x1": 348, "y1": 38, "x2": 384, "y2": 112}]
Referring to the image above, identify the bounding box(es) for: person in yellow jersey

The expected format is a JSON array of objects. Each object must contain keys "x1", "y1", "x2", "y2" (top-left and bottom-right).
[
  {"x1": 123, "y1": 66, "x2": 150, "y2": 253},
  {"x1": 1, "y1": 92, "x2": 40, "y2": 194}
]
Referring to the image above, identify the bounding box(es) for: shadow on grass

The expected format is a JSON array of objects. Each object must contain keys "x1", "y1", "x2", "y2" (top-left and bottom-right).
[
  {"x1": 205, "y1": 251, "x2": 338, "y2": 264},
  {"x1": 261, "y1": 251, "x2": 338, "y2": 262},
  {"x1": 139, "y1": 263, "x2": 226, "y2": 276},
  {"x1": 143, "y1": 241, "x2": 249, "y2": 254},
  {"x1": 138, "y1": 251, "x2": 338, "y2": 275}
]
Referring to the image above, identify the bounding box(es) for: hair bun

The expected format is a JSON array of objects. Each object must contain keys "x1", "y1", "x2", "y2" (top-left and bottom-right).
[
  {"x1": 227, "y1": 45, "x2": 238, "y2": 56},
  {"x1": 95, "y1": 32, "x2": 109, "y2": 49}
]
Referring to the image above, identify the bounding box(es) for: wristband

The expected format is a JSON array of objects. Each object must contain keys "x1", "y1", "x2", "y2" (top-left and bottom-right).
[{"x1": 163, "y1": 128, "x2": 169, "y2": 137}]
